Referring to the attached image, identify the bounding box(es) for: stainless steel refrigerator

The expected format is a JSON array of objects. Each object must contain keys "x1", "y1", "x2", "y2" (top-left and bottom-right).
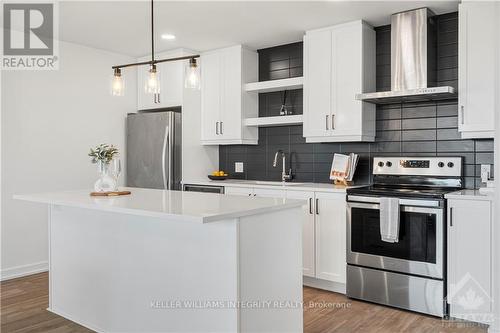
[{"x1": 126, "y1": 111, "x2": 182, "y2": 190}]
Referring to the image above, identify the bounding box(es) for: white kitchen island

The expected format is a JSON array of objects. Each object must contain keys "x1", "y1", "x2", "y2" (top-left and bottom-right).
[{"x1": 15, "y1": 187, "x2": 305, "y2": 333}]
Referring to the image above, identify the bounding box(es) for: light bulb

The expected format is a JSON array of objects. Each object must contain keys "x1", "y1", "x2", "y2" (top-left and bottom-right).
[
  {"x1": 145, "y1": 64, "x2": 160, "y2": 94},
  {"x1": 184, "y1": 58, "x2": 200, "y2": 90},
  {"x1": 111, "y1": 68, "x2": 124, "y2": 96}
]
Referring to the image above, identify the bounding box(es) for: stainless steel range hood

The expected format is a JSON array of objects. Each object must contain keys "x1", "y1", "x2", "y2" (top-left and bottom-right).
[{"x1": 356, "y1": 8, "x2": 456, "y2": 105}]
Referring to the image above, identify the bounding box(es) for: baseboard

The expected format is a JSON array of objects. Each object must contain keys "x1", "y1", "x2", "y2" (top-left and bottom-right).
[
  {"x1": 48, "y1": 307, "x2": 104, "y2": 333},
  {"x1": 1, "y1": 261, "x2": 48, "y2": 281},
  {"x1": 303, "y1": 276, "x2": 346, "y2": 294}
]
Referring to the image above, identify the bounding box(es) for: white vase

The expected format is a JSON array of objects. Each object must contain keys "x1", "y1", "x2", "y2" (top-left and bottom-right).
[{"x1": 94, "y1": 161, "x2": 117, "y2": 192}]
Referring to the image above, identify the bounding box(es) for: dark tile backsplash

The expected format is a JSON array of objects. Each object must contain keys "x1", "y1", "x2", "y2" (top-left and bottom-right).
[{"x1": 219, "y1": 13, "x2": 494, "y2": 189}]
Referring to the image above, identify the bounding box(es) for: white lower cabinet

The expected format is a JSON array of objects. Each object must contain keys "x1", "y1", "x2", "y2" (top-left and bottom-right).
[
  {"x1": 314, "y1": 192, "x2": 346, "y2": 284},
  {"x1": 253, "y1": 188, "x2": 286, "y2": 198},
  {"x1": 223, "y1": 186, "x2": 347, "y2": 288},
  {"x1": 224, "y1": 186, "x2": 285, "y2": 198},
  {"x1": 286, "y1": 190, "x2": 316, "y2": 278},
  {"x1": 447, "y1": 198, "x2": 493, "y2": 322},
  {"x1": 224, "y1": 186, "x2": 253, "y2": 196}
]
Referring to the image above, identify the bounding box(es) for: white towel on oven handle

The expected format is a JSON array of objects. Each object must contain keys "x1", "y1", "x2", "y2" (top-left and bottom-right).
[{"x1": 379, "y1": 197, "x2": 400, "y2": 243}]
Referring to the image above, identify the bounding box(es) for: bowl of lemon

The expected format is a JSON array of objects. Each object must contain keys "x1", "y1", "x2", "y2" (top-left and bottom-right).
[{"x1": 208, "y1": 170, "x2": 228, "y2": 180}]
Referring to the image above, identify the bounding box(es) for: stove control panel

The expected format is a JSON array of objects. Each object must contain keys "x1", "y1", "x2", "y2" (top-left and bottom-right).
[
  {"x1": 373, "y1": 157, "x2": 462, "y2": 177},
  {"x1": 400, "y1": 160, "x2": 430, "y2": 168}
]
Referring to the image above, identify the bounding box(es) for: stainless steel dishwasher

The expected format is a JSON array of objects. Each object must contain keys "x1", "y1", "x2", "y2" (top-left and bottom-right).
[{"x1": 182, "y1": 184, "x2": 225, "y2": 194}]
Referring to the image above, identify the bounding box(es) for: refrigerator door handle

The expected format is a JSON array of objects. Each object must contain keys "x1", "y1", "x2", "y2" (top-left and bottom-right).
[
  {"x1": 162, "y1": 125, "x2": 170, "y2": 189},
  {"x1": 168, "y1": 122, "x2": 174, "y2": 190}
]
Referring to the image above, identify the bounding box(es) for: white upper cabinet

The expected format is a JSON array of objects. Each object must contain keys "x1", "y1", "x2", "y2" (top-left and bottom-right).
[
  {"x1": 201, "y1": 45, "x2": 259, "y2": 145},
  {"x1": 200, "y1": 51, "x2": 221, "y2": 142},
  {"x1": 304, "y1": 20, "x2": 376, "y2": 143},
  {"x1": 458, "y1": 1, "x2": 496, "y2": 139},
  {"x1": 137, "y1": 49, "x2": 191, "y2": 110}
]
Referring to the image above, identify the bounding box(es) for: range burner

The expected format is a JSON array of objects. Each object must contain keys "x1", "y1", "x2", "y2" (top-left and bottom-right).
[{"x1": 348, "y1": 185, "x2": 457, "y2": 199}]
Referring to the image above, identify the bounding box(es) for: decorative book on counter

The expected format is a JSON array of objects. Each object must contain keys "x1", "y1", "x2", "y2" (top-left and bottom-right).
[{"x1": 330, "y1": 153, "x2": 359, "y2": 185}]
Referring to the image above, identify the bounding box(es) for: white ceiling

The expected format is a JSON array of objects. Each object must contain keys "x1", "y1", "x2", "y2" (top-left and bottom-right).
[{"x1": 59, "y1": 1, "x2": 459, "y2": 58}]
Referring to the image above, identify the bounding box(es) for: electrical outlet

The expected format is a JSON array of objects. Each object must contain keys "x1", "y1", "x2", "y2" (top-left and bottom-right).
[
  {"x1": 235, "y1": 162, "x2": 244, "y2": 173},
  {"x1": 481, "y1": 164, "x2": 491, "y2": 183}
]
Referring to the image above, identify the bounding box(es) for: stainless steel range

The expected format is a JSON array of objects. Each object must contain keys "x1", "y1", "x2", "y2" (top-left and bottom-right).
[{"x1": 346, "y1": 157, "x2": 463, "y2": 317}]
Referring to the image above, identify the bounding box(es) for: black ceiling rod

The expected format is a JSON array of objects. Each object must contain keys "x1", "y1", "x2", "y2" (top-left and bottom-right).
[
  {"x1": 150, "y1": 0, "x2": 154, "y2": 65},
  {"x1": 111, "y1": 0, "x2": 200, "y2": 71}
]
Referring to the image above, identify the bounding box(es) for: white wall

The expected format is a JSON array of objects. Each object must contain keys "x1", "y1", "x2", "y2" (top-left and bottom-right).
[{"x1": 1, "y1": 41, "x2": 137, "y2": 280}]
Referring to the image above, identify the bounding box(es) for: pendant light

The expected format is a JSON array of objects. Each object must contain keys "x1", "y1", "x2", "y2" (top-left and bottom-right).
[
  {"x1": 145, "y1": 64, "x2": 160, "y2": 94},
  {"x1": 185, "y1": 58, "x2": 200, "y2": 89},
  {"x1": 111, "y1": 68, "x2": 124, "y2": 96},
  {"x1": 110, "y1": 0, "x2": 200, "y2": 97}
]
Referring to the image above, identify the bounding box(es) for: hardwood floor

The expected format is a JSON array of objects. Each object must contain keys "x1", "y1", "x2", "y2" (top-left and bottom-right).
[{"x1": 1, "y1": 272, "x2": 488, "y2": 333}]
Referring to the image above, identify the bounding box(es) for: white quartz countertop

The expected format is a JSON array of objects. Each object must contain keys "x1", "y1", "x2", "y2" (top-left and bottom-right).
[
  {"x1": 445, "y1": 189, "x2": 495, "y2": 201},
  {"x1": 14, "y1": 187, "x2": 305, "y2": 223},
  {"x1": 183, "y1": 179, "x2": 366, "y2": 193}
]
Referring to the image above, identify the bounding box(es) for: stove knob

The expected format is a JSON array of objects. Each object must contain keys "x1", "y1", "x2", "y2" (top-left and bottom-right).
[
  {"x1": 447, "y1": 162, "x2": 454, "y2": 168},
  {"x1": 378, "y1": 161, "x2": 384, "y2": 167},
  {"x1": 386, "y1": 161, "x2": 392, "y2": 167},
  {"x1": 438, "y1": 162, "x2": 445, "y2": 168}
]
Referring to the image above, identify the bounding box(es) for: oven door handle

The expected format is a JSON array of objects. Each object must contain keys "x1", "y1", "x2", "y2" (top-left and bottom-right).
[
  {"x1": 347, "y1": 195, "x2": 442, "y2": 208},
  {"x1": 347, "y1": 201, "x2": 444, "y2": 214},
  {"x1": 347, "y1": 201, "x2": 379, "y2": 210}
]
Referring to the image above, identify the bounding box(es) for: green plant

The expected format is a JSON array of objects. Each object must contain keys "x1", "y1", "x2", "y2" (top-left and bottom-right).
[{"x1": 88, "y1": 144, "x2": 119, "y2": 164}]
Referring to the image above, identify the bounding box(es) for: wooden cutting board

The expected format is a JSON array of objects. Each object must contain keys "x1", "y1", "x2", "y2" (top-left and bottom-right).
[{"x1": 90, "y1": 190, "x2": 131, "y2": 197}]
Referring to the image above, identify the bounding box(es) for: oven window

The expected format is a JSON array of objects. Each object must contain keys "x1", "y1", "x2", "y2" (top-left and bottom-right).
[{"x1": 350, "y1": 207, "x2": 436, "y2": 263}]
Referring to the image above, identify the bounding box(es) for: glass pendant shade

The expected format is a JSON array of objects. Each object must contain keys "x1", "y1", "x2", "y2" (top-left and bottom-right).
[
  {"x1": 145, "y1": 64, "x2": 161, "y2": 94},
  {"x1": 185, "y1": 58, "x2": 200, "y2": 89},
  {"x1": 110, "y1": 69, "x2": 124, "y2": 96}
]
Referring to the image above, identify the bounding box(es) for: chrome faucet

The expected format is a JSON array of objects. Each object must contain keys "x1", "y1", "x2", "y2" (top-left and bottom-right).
[{"x1": 273, "y1": 150, "x2": 292, "y2": 182}]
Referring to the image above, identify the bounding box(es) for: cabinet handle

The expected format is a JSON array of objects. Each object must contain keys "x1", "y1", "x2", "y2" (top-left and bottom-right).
[
  {"x1": 157, "y1": 93, "x2": 160, "y2": 104},
  {"x1": 220, "y1": 122, "x2": 223, "y2": 135},
  {"x1": 315, "y1": 198, "x2": 319, "y2": 215},
  {"x1": 325, "y1": 115, "x2": 329, "y2": 130},
  {"x1": 248, "y1": 193, "x2": 252, "y2": 196},
  {"x1": 460, "y1": 106, "x2": 465, "y2": 125},
  {"x1": 154, "y1": 94, "x2": 157, "y2": 104},
  {"x1": 309, "y1": 198, "x2": 313, "y2": 214},
  {"x1": 253, "y1": 194, "x2": 257, "y2": 196},
  {"x1": 331, "y1": 114, "x2": 335, "y2": 129},
  {"x1": 449, "y1": 207, "x2": 453, "y2": 227},
  {"x1": 216, "y1": 122, "x2": 219, "y2": 135}
]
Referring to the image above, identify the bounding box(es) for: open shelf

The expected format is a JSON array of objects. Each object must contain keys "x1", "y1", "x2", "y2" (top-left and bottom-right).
[
  {"x1": 244, "y1": 115, "x2": 303, "y2": 127},
  {"x1": 244, "y1": 77, "x2": 304, "y2": 93}
]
